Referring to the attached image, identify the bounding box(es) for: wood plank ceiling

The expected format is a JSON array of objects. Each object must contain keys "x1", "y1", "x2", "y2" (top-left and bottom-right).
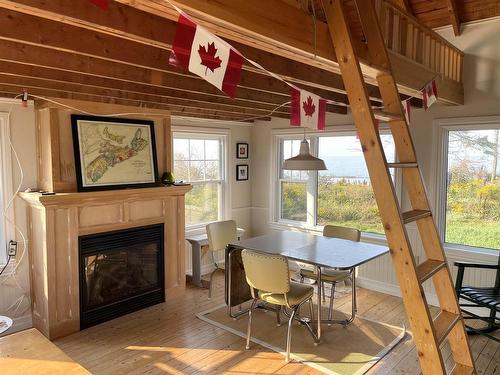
[
  {"x1": 292, "y1": 0, "x2": 500, "y2": 36},
  {"x1": 0, "y1": 0, "x2": 356, "y2": 121},
  {"x1": 0, "y1": 0, "x2": 493, "y2": 121}
]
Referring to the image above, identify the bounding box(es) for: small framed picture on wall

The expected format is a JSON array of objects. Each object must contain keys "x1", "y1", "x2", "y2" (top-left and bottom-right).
[
  {"x1": 236, "y1": 142, "x2": 249, "y2": 159},
  {"x1": 236, "y1": 164, "x2": 249, "y2": 181}
]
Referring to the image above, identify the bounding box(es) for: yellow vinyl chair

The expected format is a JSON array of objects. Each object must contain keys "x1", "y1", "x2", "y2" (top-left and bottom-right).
[
  {"x1": 206, "y1": 220, "x2": 237, "y2": 299},
  {"x1": 241, "y1": 249, "x2": 315, "y2": 363},
  {"x1": 300, "y1": 225, "x2": 361, "y2": 321}
]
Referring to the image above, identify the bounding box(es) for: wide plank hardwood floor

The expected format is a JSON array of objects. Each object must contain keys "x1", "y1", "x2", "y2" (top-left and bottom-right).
[{"x1": 55, "y1": 274, "x2": 499, "y2": 374}]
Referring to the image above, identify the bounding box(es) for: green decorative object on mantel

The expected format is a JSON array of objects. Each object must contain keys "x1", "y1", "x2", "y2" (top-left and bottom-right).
[{"x1": 162, "y1": 171, "x2": 175, "y2": 185}]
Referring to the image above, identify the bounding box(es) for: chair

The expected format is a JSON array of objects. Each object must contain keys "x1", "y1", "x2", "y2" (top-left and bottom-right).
[
  {"x1": 206, "y1": 220, "x2": 237, "y2": 299},
  {"x1": 299, "y1": 225, "x2": 361, "y2": 321},
  {"x1": 241, "y1": 249, "x2": 315, "y2": 363},
  {"x1": 454, "y1": 258, "x2": 499, "y2": 342}
]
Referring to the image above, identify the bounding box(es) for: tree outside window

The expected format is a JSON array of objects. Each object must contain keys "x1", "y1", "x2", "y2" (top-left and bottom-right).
[
  {"x1": 445, "y1": 129, "x2": 499, "y2": 250},
  {"x1": 278, "y1": 133, "x2": 395, "y2": 235},
  {"x1": 173, "y1": 135, "x2": 224, "y2": 227}
]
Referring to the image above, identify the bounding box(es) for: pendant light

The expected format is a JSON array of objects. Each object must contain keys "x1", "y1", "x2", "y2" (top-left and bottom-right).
[{"x1": 282, "y1": 137, "x2": 327, "y2": 171}]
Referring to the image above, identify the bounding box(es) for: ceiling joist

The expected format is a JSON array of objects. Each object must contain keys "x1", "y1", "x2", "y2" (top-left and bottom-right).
[
  {"x1": 114, "y1": 0, "x2": 464, "y2": 104},
  {"x1": 0, "y1": 0, "x2": 370, "y2": 101},
  {"x1": 444, "y1": 0, "x2": 461, "y2": 36}
]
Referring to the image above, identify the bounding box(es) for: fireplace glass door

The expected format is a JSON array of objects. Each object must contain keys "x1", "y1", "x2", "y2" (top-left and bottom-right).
[{"x1": 79, "y1": 224, "x2": 164, "y2": 328}]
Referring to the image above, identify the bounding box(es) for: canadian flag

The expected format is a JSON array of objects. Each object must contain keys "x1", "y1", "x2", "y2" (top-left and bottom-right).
[
  {"x1": 422, "y1": 79, "x2": 438, "y2": 110},
  {"x1": 87, "y1": 0, "x2": 109, "y2": 10},
  {"x1": 402, "y1": 100, "x2": 411, "y2": 123},
  {"x1": 169, "y1": 14, "x2": 244, "y2": 98},
  {"x1": 290, "y1": 88, "x2": 326, "y2": 130}
]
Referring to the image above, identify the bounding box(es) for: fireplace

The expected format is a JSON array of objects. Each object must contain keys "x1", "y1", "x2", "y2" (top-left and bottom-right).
[{"x1": 79, "y1": 224, "x2": 165, "y2": 329}]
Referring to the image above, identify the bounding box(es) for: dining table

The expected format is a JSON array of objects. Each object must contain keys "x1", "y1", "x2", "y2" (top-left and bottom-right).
[{"x1": 224, "y1": 230, "x2": 390, "y2": 342}]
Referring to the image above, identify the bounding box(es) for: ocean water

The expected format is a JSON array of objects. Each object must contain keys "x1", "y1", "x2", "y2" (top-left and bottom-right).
[{"x1": 320, "y1": 155, "x2": 369, "y2": 178}]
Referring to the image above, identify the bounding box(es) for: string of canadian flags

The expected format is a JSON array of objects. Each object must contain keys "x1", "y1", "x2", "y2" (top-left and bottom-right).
[{"x1": 87, "y1": 0, "x2": 439, "y2": 129}]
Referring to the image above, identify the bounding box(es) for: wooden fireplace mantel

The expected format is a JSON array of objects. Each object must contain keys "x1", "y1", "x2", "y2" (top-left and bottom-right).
[{"x1": 20, "y1": 185, "x2": 191, "y2": 340}]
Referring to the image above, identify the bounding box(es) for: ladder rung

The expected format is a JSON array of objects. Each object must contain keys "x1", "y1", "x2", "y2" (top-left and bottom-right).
[
  {"x1": 433, "y1": 311, "x2": 460, "y2": 345},
  {"x1": 416, "y1": 259, "x2": 447, "y2": 283},
  {"x1": 387, "y1": 162, "x2": 418, "y2": 168},
  {"x1": 402, "y1": 209, "x2": 431, "y2": 224},
  {"x1": 449, "y1": 363, "x2": 474, "y2": 375},
  {"x1": 373, "y1": 109, "x2": 405, "y2": 122}
]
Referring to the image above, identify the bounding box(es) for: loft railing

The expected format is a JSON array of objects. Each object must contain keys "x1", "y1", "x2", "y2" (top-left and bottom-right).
[{"x1": 375, "y1": 0, "x2": 463, "y2": 83}]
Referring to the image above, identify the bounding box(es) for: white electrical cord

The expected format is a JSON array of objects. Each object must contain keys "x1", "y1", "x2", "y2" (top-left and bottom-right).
[{"x1": 1, "y1": 94, "x2": 30, "y2": 316}]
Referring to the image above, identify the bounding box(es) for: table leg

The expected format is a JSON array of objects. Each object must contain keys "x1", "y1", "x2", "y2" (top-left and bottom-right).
[
  {"x1": 316, "y1": 265, "x2": 322, "y2": 342},
  {"x1": 191, "y1": 242, "x2": 202, "y2": 288}
]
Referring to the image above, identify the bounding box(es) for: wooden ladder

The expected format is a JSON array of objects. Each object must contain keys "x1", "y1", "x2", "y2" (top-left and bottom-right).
[{"x1": 323, "y1": 0, "x2": 476, "y2": 374}]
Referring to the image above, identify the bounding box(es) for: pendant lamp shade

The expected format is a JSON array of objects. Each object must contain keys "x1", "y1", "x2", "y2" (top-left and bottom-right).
[{"x1": 282, "y1": 139, "x2": 327, "y2": 171}]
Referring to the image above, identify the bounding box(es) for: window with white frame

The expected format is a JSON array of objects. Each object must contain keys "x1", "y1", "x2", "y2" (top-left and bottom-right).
[
  {"x1": 173, "y1": 132, "x2": 226, "y2": 228},
  {"x1": 440, "y1": 124, "x2": 499, "y2": 251},
  {"x1": 276, "y1": 131, "x2": 396, "y2": 235},
  {"x1": 0, "y1": 113, "x2": 12, "y2": 265}
]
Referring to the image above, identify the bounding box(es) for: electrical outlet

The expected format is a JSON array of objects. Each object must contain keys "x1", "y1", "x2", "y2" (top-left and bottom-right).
[{"x1": 8, "y1": 240, "x2": 17, "y2": 257}]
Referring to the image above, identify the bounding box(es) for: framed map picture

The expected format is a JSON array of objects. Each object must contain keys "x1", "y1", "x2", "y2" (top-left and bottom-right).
[{"x1": 71, "y1": 115, "x2": 159, "y2": 191}]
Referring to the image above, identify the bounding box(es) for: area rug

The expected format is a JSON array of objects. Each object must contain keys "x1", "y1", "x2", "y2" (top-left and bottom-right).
[{"x1": 197, "y1": 304, "x2": 405, "y2": 375}]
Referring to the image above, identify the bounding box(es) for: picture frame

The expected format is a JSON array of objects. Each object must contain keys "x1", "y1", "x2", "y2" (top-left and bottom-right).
[
  {"x1": 236, "y1": 164, "x2": 249, "y2": 181},
  {"x1": 236, "y1": 142, "x2": 249, "y2": 159},
  {"x1": 71, "y1": 115, "x2": 159, "y2": 192}
]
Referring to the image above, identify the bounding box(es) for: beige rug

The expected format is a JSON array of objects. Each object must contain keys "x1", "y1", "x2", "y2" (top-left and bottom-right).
[{"x1": 197, "y1": 304, "x2": 405, "y2": 375}]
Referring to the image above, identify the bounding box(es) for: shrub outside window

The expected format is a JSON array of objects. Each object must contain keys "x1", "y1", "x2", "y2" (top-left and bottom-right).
[
  {"x1": 277, "y1": 132, "x2": 396, "y2": 235},
  {"x1": 444, "y1": 128, "x2": 499, "y2": 250},
  {"x1": 173, "y1": 134, "x2": 225, "y2": 227}
]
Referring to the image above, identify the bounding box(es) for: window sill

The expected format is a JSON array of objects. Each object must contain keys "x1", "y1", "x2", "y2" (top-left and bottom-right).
[
  {"x1": 268, "y1": 221, "x2": 389, "y2": 246},
  {"x1": 443, "y1": 243, "x2": 499, "y2": 262}
]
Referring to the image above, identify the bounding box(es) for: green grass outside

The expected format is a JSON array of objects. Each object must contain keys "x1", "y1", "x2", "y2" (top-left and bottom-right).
[{"x1": 445, "y1": 219, "x2": 500, "y2": 250}]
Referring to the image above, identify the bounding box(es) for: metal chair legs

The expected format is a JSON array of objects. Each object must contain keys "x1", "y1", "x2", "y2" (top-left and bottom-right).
[
  {"x1": 275, "y1": 306, "x2": 282, "y2": 326},
  {"x1": 246, "y1": 299, "x2": 258, "y2": 350},
  {"x1": 352, "y1": 272, "x2": 357, "y2": 314},
  {"x1": 286, "y1": 306, "x2": 298, "y2": 363},
  {"x1": 245, "y1": 298, "x2": 315, "y2": 362},
  {"x1": 328, "y1": 282, "x2": 336, "y2": 321}
]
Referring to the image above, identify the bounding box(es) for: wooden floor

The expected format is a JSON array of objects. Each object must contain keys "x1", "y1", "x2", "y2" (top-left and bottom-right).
[{"x1": 54, "y1": 275, "x2": 500, "y2": 374}]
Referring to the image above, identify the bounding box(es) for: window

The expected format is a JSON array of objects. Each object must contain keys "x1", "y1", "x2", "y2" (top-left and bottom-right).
[
  {"x1": 173, "y1": 132, "x2": 226, "y2": 227},
  {"x1": 279, "y1": 139, "x2": 309, "y2": 222},
  {"x1": 276, "y1": 131, "x2": 396, "y2": 235},
  {"x1": 442, "y1": 126, "x2": 499, "y2": 250}
]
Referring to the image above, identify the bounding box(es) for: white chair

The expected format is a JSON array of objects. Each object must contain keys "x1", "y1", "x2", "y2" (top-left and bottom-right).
[
  {"x1": 206, "y1": 220, "x2": 237, "y2": 299},
  {"x1": 300, "y1": 225, "x2": 361, "y2": 321}
]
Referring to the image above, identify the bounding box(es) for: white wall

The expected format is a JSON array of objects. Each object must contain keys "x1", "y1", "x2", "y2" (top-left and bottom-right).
[
  {"x1": 250, "y1": 19, "x2": 500, "y2": 304},
  {"x1": 0, "y1": 99, "x2": 35, "y2": 334}
]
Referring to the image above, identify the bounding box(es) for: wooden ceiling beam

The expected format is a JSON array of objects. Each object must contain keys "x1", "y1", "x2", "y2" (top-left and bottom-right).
[
  {"x1": 0, "y1": 8, "x2": 349, "y2": 112},
  {"x1": 444, "y1": 0, "x2": 461, "y2": 36},
  {"x1": 113, "y1": 0, "x2": 463, "y2": 104},
  {"x1": 0, "y1": 0, "x2": 372, "y2": 102},
  {"x1": 0, "y1": 61, "x2": 292, "y2": 116},
  {"x1": 0, "y1": 40, "x2": 290, "y2": 109},
  {"x1": 114, "y1": 0, "x2": 392, "y2": 86},
  {"x1": 0, "y1": 75, "x2": 291, "y2": 119},
  {"x1": 392, "y1": 0, "x2": 413, "y2": 15},
  {"x1": 0, "y1": 84, "x2": 264, "y2": 122}
]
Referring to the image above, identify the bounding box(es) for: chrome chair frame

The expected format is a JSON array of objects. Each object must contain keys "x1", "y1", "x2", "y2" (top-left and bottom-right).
[
  {"x1": 245, "y1": 293, "x2": 315, "y2": 362},
  {"x1": 299, "y1": 225, "x2": 360, "y2": 325}
]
